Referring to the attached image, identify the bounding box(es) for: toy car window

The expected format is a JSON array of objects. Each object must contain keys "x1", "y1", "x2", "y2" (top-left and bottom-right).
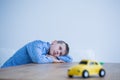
[
  {"x1": 89, "y1": 62, "x2": 94, "y2": 65},
  {"x1": 95, "y1": 62, "x2": 98, "y2": 65},
  {"x1": 79, "y1": 61, "x2": 88, "y2": 64}
]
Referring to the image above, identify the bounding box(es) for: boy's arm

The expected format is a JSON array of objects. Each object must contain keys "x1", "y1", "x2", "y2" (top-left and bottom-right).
[
  {"x1": 26, "y1": 43, "x2": 54, "y2": 64},
  {"x1": 57, "y1": 55, "x2": 73, "y2": 63},
  {"x1": 46, "y1": 55, "x2": 65, "y2": 63}
]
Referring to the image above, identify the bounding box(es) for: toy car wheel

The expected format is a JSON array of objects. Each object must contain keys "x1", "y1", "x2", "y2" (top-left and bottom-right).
[
  {"x1": 82, "y1": 70, "x2": 89, "y2": 78},
  {"x1": 99, "y1": 69, "x2": 106, "y2": 77},
  {"x1": 68, "y1": 75, "x2": 73, "y2": 78}
]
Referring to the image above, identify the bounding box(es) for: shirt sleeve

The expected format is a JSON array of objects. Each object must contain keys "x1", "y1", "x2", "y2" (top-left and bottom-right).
[
  {"x1": 57, "y1": 55, "x2": 73, "y2": 63},
  {"x1": 26, "y1": 42, "x2": 53, "y2": 64}
]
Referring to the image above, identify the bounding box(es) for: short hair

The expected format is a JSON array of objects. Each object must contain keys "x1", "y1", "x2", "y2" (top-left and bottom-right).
[{"x1": 57, "y1": 40, "x2": 69, "y2": 55}]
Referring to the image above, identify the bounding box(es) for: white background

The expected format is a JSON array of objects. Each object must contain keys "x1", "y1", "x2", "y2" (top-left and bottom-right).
[{"x1": 0, "y1": 0, "x2": 120, "y2": 64}]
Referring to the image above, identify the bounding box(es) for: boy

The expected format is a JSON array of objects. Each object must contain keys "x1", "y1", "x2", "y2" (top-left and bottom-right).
[{"x1": 1, "y1": 40, "x2": 72, "y2": 68}]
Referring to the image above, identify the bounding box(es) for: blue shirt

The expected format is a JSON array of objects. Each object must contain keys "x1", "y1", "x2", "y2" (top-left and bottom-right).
[{"x1": 1, "y1": 40, "x2": 72, "y2": 68}]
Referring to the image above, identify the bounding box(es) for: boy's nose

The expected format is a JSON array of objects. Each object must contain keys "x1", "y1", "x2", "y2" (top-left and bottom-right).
[{"x1": 56, "y1": 51, "x2": 60, "y2": 55}]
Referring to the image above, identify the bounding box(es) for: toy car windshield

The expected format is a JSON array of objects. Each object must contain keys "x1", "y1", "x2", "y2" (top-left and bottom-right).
[{"x1": 79, "y1": 61, "x2": 88, "y2": 64}]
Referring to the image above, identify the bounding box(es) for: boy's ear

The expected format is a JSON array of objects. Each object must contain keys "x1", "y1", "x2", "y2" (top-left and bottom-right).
[{"x1": 51, "y1": 40, "x2": 57, "y2": 45}]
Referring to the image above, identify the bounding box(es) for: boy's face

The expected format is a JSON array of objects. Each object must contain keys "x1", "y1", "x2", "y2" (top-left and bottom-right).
[{"x1": 49, "y1": 41, "x2": 66, "y2": 57}]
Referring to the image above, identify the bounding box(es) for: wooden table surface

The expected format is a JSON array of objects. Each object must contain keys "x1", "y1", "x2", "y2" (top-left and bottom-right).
[{"x1": 0, "y1": 62, "x2": 120, "y2": 80}]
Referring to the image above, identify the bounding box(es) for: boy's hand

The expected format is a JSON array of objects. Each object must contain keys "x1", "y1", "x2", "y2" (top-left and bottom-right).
[{"x1": 47, "y1": 55, "x2": 65, "y2": 63}]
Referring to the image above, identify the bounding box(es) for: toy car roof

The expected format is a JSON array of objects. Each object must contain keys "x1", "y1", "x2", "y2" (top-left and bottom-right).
[{"x1": 80, "y1": 59, "x2": 99, "y2": 64}]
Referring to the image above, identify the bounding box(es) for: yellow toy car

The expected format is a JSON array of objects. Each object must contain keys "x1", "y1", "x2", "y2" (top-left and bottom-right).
[{"x1": 68, "y1": 59, "x2": 106, "y2": 78}]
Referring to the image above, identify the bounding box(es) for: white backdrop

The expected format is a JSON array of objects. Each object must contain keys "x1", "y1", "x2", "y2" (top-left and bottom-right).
[{"x1": 0, "y1": 0, "x2": 120, "y2": 65}]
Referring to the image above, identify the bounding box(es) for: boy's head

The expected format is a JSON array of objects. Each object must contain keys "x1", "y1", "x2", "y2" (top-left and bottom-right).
[{"x1": 49, "y1": 40, "x2": 69, "y2": 57}]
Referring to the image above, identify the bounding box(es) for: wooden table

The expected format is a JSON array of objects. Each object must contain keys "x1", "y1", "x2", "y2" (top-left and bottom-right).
[{"x1": 0, "y1": 62, "x2": 120, "y2": 80}]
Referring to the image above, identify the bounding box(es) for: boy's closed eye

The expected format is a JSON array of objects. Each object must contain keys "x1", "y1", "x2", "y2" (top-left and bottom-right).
[{"x1": 59, "y1": 46, "x2": 62, "y2": 50}]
